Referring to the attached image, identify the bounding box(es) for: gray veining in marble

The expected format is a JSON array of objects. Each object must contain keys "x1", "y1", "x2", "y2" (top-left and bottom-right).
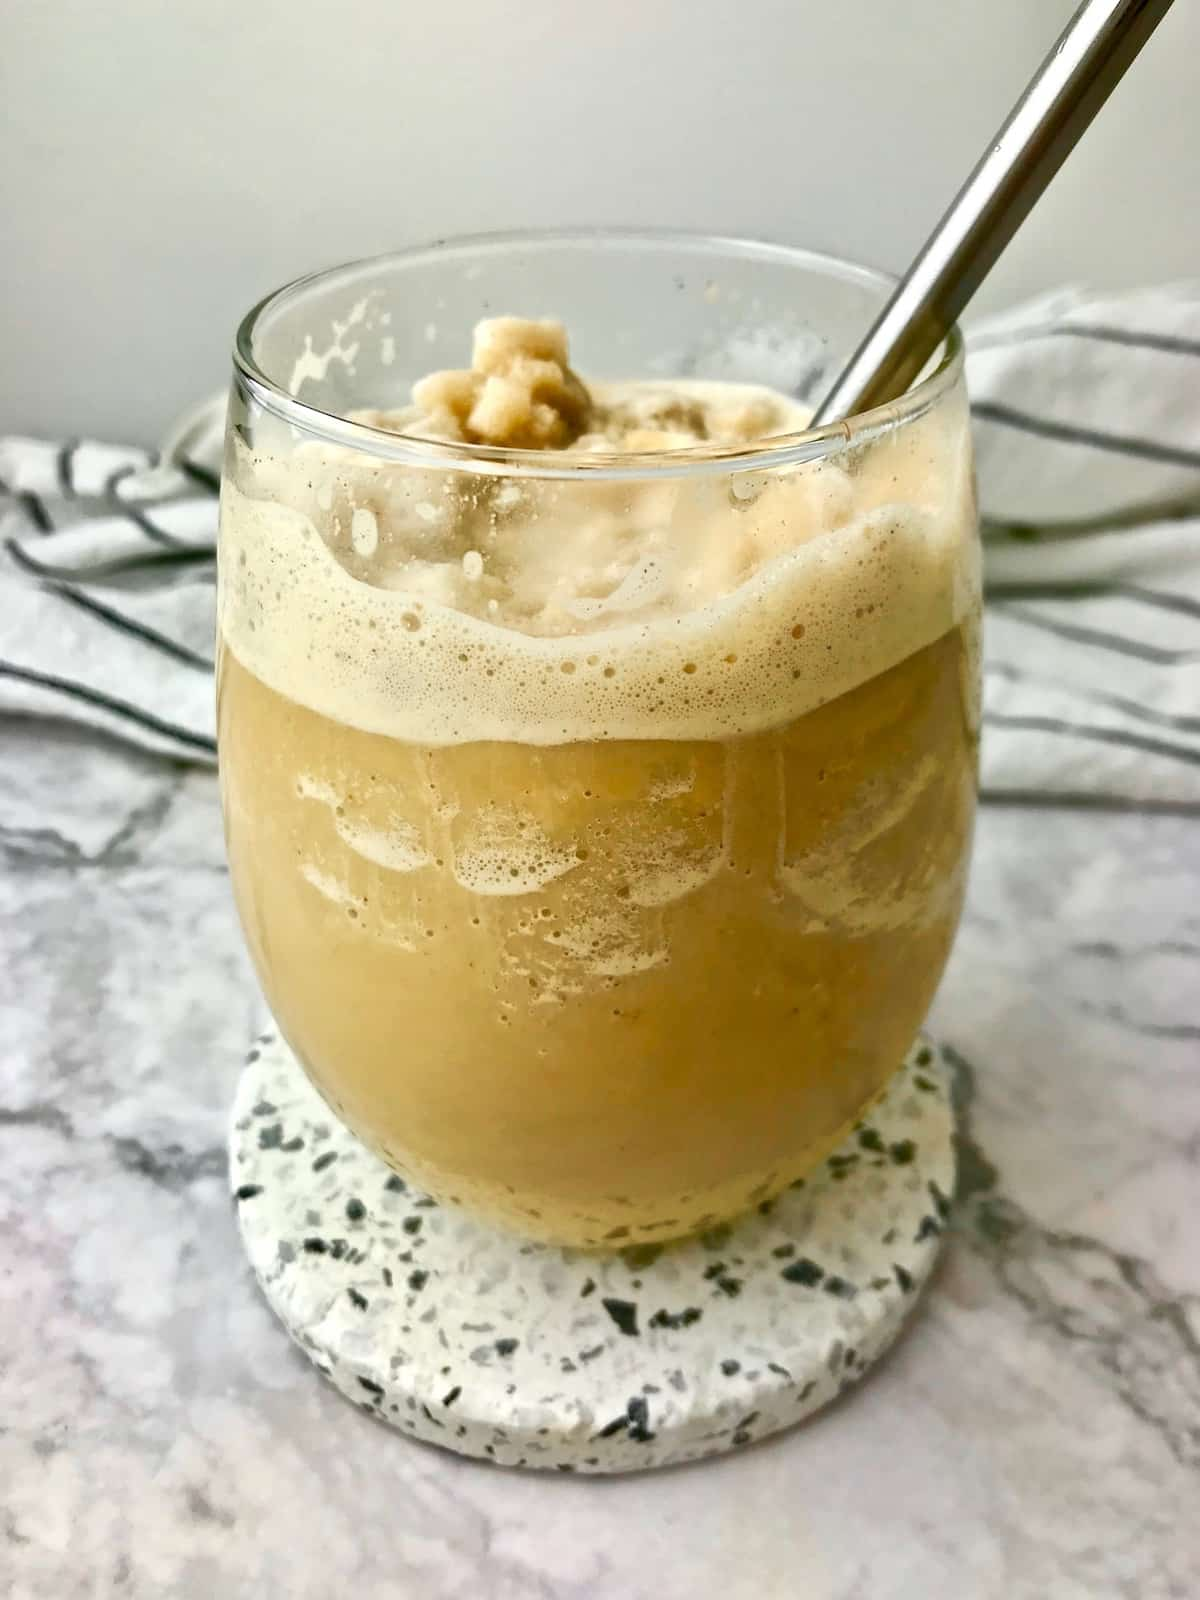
[{"x1": 2, "y1": 717, "x2": 1197, "y2": 1598}]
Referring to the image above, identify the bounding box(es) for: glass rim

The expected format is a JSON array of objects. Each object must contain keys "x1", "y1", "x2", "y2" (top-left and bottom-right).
[{"x1": 233, "y1": 227, "x2": 965, "y2": 483}]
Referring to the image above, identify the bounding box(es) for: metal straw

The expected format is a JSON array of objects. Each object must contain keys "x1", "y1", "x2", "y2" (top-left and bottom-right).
[{"x1": 809, "y1": 0, "x2": 1176, "y2": 426}]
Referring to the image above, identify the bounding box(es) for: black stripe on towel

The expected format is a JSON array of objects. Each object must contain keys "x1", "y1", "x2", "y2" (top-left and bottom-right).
[
  {"x1": 972, "y1": 323, "x2": 1200, "y2": 360},
  {"x1": 5, "y1": 536, "x2": 213, "y2": 584},
  {"x1": 178, "y1": 458, "x2": 221, "y2": 495},
  {"x1": 993, "y1": 603, "x2": 1200, "y2": 665},
  {"x1": 57, "y1": 440, "x2": 78, "y2": 498},
  {"x1": 987, "y1": 581, "x2": 1200, "y2": 622},
  {"x1": 17, "y1": 490, "x2": 52, "y2": 533},
  {"x1": 103, "y1": 463, "x2": 191, "y2": 548},
  {"x1": 120, "y1": 499, "x2": 189, "y2": 549},
  {"x1": 985, "y1": 662, "x2": 1200, "y2": 735},
  {"x1": 984, "y1": 712, "x2": 1200, "y2": 770},
  {"x1": 105, "y1": 462, "x2": 139, "y2": 496},
  {"x1": 1117, "y1": 584, "x2": 1200, "y2": 622},
  {"x1": 0, "y1": 659, "x2": 217, "y2": 754},
  {"x1": 1056, "y1": 323, "x2": 1200, "y2": 359},
  {"x1": 972, "y1": 401, "x2": 1200, "y2": 472},
  {"x1": 979, "y1": 788, "x2": 1200, "y2": 818},
  {"x1": 53, "y1": 584, "x2": 214, "y2": 672}
]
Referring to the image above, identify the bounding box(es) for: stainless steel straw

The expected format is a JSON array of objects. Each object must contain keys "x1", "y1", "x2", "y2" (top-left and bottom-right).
[{"x1": 810, "y1": 0, "x2": 1177, "y2": 426}]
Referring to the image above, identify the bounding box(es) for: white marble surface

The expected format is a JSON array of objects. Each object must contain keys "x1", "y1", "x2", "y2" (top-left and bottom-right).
[{"x1": 2, "y1": 720, "x2": 1197, "y2": 1599}]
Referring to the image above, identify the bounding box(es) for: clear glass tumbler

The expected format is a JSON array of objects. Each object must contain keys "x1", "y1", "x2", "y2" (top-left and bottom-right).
[{"x1": 217, "y1": 230, "x2": 980, "y2": 1247}]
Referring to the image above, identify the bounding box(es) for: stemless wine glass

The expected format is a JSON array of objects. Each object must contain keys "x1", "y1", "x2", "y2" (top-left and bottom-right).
[{"x1": 217, "y1": 230, "x2": 979, "y2": 1248}]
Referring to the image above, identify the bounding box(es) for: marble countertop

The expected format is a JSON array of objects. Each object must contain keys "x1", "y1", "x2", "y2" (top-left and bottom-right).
[{"x1": 2, "y1": 719, "x2": 1197, "y2": 1599}]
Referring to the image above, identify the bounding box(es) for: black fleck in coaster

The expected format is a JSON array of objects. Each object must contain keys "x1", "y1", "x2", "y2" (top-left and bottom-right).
[{"x1": 229, "y1": 1034, "x2": 955, "y2": 1473}]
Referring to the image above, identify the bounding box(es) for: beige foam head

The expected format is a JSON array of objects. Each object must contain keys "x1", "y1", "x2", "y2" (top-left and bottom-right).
[{"x1": 219, "y1": 378, "x2": 976, "y2": 746}]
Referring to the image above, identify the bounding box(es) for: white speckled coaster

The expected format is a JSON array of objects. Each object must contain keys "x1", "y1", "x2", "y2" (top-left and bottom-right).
[{"x1": 230, "y1": 1034, "x2": 955, "y2": 1473}]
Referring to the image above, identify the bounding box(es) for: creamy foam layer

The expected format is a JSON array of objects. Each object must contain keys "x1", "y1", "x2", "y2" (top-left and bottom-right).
[{"x1": 219, "y1": 379, "x2": 976, "y2": 747}]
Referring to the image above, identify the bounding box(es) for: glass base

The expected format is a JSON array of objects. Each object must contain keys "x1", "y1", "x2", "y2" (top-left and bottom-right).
[{"x1": 229, "y1": 1031, "x2": 955, "y2": 1474}]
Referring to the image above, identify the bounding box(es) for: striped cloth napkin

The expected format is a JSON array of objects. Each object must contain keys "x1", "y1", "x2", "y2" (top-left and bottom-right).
[{"x1": 2, "y1": 284, "x2": 1198, "y2": 805}]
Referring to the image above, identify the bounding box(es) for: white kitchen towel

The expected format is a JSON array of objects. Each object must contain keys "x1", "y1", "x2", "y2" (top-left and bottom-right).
[{"x1": 2, "y1": 283, "x2": 1198, "y2": 801}]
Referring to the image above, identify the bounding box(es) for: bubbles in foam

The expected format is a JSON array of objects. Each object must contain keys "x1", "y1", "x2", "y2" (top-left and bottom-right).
[
  {"x1": 565, "y1": 557, "x2": 669, "y2": 622},
  {"x1": 776, "y1": 753, "x2": 963, "y2": 934},
  {"x1": 647, "y1": 773, "x2": 695, "y2": 801},
  {"x1": 338, "y1": 818, "x2": 430, "y2": 873},
  {"x1": 300, "y1": 862, "x2": 356, "y2": 906},
  {"x1": 350, "y1": 507, "x2": 378, "y2": 557},
  {"x1": 451, "y1": 808, "x2": 579, "y2": 897},
  {"x1": 296, "y1": 772, "x2": 432, "y2": 872},
  {"x1": 626, "y1": 848, "x2": 725, "y2": 909},
  {"x1": 218, "y1": 381, "x2": 975, "y2": 749},
  {"x1": 555, "y1": 910, "x2": 669, "y2": 978},
  {"x1": 296, "y1": 774, "x2": 338, "y2": 804},
  {"x1": 586, "y1": 945, "x2": 669, "y2": 978}
]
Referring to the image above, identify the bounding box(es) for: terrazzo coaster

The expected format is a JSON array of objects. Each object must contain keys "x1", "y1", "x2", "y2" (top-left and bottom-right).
[{"x1": 230, "y1": 1033, "x2": 955, "y2": 1473}]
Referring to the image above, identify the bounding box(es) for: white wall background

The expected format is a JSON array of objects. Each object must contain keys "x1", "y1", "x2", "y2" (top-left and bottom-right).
[{"x1": 3, "y1": 0, "x2": 1198, "y2": 444}]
